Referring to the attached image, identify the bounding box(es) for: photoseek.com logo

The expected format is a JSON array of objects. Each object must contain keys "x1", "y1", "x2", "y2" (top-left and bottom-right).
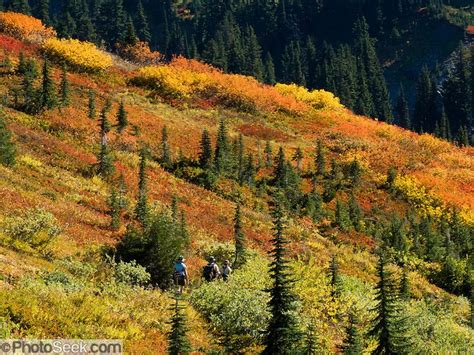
[{"x1": 0, "y1": 340, "x2": 122, "y2": 354}]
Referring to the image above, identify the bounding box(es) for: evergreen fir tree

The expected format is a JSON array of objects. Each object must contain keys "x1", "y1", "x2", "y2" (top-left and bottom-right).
[
  {"x1": 21, "y1": 58, "x2": 38, "y2": 114},
  {"x1": 36, "y1": 0, "x2": 51, "y2": 26},
  {"x1": 335, "y1": 199, "x2": 351, "y2": 232},
  {"x1": 198, "y1": 129, "x2": 213, "y2": 170},
  {"x1": 40, "y1": 59, "x2": 57, "y2": 110},
  {"x1": 88, "y1": 89, "x2": 96, "y2": 119},
  {"x1": 135, "y1": 147, "x2": 149, "y2": 227},
  {"x1": 9, "y1": 0, "x2": 30, "y2": 14},
  {"x1": 160, "y1": 125, "x2": 172, "y2": 169},
  {"x1": 136, "y1": 0, "x2": 151, "y2": 43},
  {"x1": 315, "y1": 140, "x2": 326, "y2": 177},
  {"x1": 264, "y1": 140, "x2": 273, "y2": 168},
  {"x1": 233, "y1": 203, "x2": 246, "y2": 268},
  {"x1": 399, "y1": 267, "x2": 411, "y2": 301},
  {"x1": 348, "y1": 158, "x2": 362, "y2": 187},
  {"x1": 330, "y1": 255, "x2": 342, "y2": 297},
  {"x1": 107, "y1": 187, "x2": 121, "y2": 230},
  {"x1": 396, "y1": 84, "x2": 410, "y2": 129},
  {"x1": 341, "y1": 311, "x2": 364, "y2": 355},
  {"x1": 348, "y1": 194, "x2": 363, "y2": 231},
  {"x1": 116, "y1": 100, "x2": 128, "y2": 133},
  {"x1": 263, "y1": 201, "x2": 302, "y2": 354},
  {"x1": 123, "y1": 15, "x2": 138, "y2": 46},
  {"x1": 59, "y1": 63, "x2": 70, "y2": 107},
  {"x1": 0, "y1": 109, "x2": 16, "y2": 167},
  {"x1": 167, "y1": 298, "x2": 192, "y2": 355},
  {"x1": 242, "y1": 153, "x2": 256, "y2": 187},
  {"x1": 214, "y1": 118, "x2": 229, "y2": 173},
  {"x1": 264, "y1": 52, "x2": 276, "y2": 85},
  {"x1": 273, "y1": 146, "x2": 287, "y2": 188},
  {"x1": 370, "y1": 253, "x2": 411, "y2": 354},
  {"x1": 306, "y1": 189, "x2": 323, "y2": 223},
  {"x1": 96, "y1": 106, "x2": 114, "y2": 178},
  {"x1": 17, "y1": 51, "x2": 26, "y2": 75},
  {"x1": 303, "y1": 324, "x2": 319, "y2": 355}
]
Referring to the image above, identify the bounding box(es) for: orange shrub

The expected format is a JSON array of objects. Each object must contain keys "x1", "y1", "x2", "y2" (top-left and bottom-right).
[
  {"x1": 0, "y1": 12, "x2": 55, "y2": 43},
  {"x1": 132, "y1": 57, "x2": 309, "y2": 114},
  {"x1": 116, "y1": 41, "x2": 163, "y2": 65}
]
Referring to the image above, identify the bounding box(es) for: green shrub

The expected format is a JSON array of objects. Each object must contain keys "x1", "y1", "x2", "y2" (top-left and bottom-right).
[
  {"x1": 114, "y1": 260, "x2": 151, "y2": 287},
  {"x1": 190, "y1": 256, "x2": 271, "y2": 353},
  {"x1": 1, "y1": 208, "x2": 61, "y2": 252}
]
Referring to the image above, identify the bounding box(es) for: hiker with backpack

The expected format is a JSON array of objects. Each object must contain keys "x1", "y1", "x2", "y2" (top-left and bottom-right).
[
  {"x1": 222, "y1": 259, "x2": 232, "y2": 281},
  {"x1": 203, "y1": 256, "x2": 221, "y2": 282},
  {"x1": 174, "y1": 256, "x2": 188, "y2": 294}
]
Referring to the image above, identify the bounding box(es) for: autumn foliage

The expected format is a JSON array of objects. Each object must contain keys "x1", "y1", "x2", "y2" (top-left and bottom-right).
[
  {"x1": 43, "y1": 38, "x2": 113, "y2": 72},
  {"x1": 116, "y1": 41, "x2": 163, "y2": 65},
  {"x1": 132, "y1": 57, "x2": 310, "y2": 114},
  {"x1": 0, "y1": 12, "x2": 55, "y2": 43},
  {"x1": 275, "y1": 83, "x2": 344, "y2": 111}
]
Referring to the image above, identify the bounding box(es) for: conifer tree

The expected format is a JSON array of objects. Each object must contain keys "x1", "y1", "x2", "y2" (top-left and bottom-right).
[
  {"x1": 9, "y1": 0, "x2": 30, "y2": 14},
  {"x1": 348, "y1": 194, "x2": 363, "y2": 231},
  {"x1": 135, "y1": 147, "x2": 149, "y2": 227},
  {"x1": 439, "y1": 107, "x2": 451, "y2": 141},
  {"x1": 306, "y1": 188, "x2": 323, "y2": 223},
  {"x1": 40, "y1": 59, "x2": 57, "y2": 110},
  {"x1": 167, "y1": 298, "x2": 192, "y2": 355},
  {"x1": 107, "y1": 187, "x2": 121, "y2": 230},
  {"x1": 330, "y1": 255, "x2": 342, "y2": 297},
  {"x1": 198, "y1": 129, "x2": 212, "y2": 170},
  {"x1": 263, "y1": 200, "x2": 302, "y2": 354},
  {"x1": 303, "y1": 324, "x2": 319, "y2": 355},
  {"x1": 242, "y1": 153, "x2": 256, "y2": 187},
  {"x1": 21, "y1": 59, "x2": 38, "y2": 114},
  {"x1": 341, "y1": 311, "x2": 363, "y2": 355},
  {"x1": 233, "y1": 203, "x2": 246, "y2": 268},
  {"x1": 160, "y1": 125, "x2": 172, "y2": 169},
  {"x1": 136, "y1": 0, "x2": 151, "y2": 43},
  {"x1": 315, "y1": 140, "x2": 325, "y2": 177},
  {"x1": 273, "y1": 146, "x2": 287, "y2": 188},
  {"x1": 17, "y1": 51, "x2": 26, "y2": 75},
  {"x1": 36, "y1": 0, "x2": 51, "y2": 26},
  {"x1": 88, "y1": 89, "x2": 96, "y2": 119},
  {"x1": 264, "y1": 52, "x2": 276, "y2": 85},
  {"x1": 370, "y1": 253, "x2": 411, "y2": 354},
  {"x1": 59, "y1": 63, "x2": 70, "y2": 107},
  {"x1": 0, "y1": 109, "x2": 16, "y2": 167},
  {"x1": 214, "y1": 118, "x2": 229, "y2": 173},
  {"x1": 97, "y1": 106, "x2": 114, "y2": 178},
  {"x1": 264, "y1": 140, "x2": 273, "y2": 168},
  {"x1": 396, "y1": 84, "x2": 410, "y2": 129},
  {"x1": 348, "y1": 158, "x2": 362, "y2": 187},
  {"x1": 335, "y1": 199, "x2": 351, "y2": 232},
  {"x1": 116, "y1": 100, "x2": 128, "y2": 133},
  {"x1": 399, "y1": 267, "x2": 411, "y2": 301},
  {"x1": 124, "y1": 15, "x2": 138, "y2": 46}
]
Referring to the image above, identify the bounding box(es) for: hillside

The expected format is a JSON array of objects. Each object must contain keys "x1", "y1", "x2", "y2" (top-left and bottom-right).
[{"x1": 0, "y1": 12, "x2": 473, "y2": 354}]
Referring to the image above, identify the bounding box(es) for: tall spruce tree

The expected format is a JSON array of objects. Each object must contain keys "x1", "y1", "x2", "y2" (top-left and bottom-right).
[
  {"x1": 59, "y1": 63, "x2": 70, "y2": 107},
  {"x1": 135, "y1": 147, "x2": 149, "y2": 227},
  {"x1": 136, "y1": 0, "x2": 151, "y2": 43},
  {"x1": 96, "y1": 105, "x2": 114, "y2": 178},
  {"x1": 9, "y1": 0, "x2": 30, "y2": 14},
  {"x1": 341, "y1": 311, "x2": 364, "y2": 354},
  {"x1": 396, "y1": 84, "x2": 410, "y2": 129},
  {"x1": 88, "y1": 89, "x2": 96, "y2": 119},
  {"x1": 116, "y1": 100, "x2": 128, "y2": 133},
  {"x1": 370, "y1": 253, "x2": 411, "y2": 354},
  {"x1": 214, "y1": 118, "x2": 229, "y2": 173},
  {"x1": 107, "y1": 187, "x2": 121, "y2": 230},
  {"x1": 233, "y1": 203, "x2": 246, "y2": 268},
  {"x1": 21, "y1": 58, "x2": 38, "y2": 114},
  {"x1": 263, "y1": 200, "x2": 302, "y2": 354},
  {"x1": 198, "y1": 129, "x2": 213, "y2": 170},
  {"x1": 167, "y1": 298, "x2": 192, "y2": 355},
  {"x1": 264, "y1": 141, "x2": 273, "y2": 168},
  {"x1": 0, "y1": 109, "x2": 16, "y2": 167},
  {"x1": 40, "y1": 59, "x2": 57, "y2": 110},
  {"x1": 315, "y1": 140, "x2": 326, "y2": 177},
  {"x1": 330, "y1": 255, "x2": 342, "y2": 297}
]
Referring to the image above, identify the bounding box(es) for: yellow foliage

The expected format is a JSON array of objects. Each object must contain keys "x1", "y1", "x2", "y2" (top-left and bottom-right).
[
  {"x1": 43, "y1": 38, "x2": 112, "y2": 72},
  {"x1": 274, "y1": 83, "x2": 344, "y2": 110},
  {"x1": 0, "y1": 12, "x2": 55, "y2": 43}
]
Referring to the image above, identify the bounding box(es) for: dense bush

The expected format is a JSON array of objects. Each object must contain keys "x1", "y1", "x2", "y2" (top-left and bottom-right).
[
  {"x1": 114, "y1": 260, "x2": 151, "y2": 287},
  {"x1": 0, "y1": 12, "x2": 55, "y2": 43},
  {"x1": 275, "y1": 83, "x2": 344, "y2": 111},
  {"x1": 43, "y1": 38, "x2": 112, "y2": 72},
  {"x1": 0, "y1": 208, "x2": 61, "y2": 252},
  {"x1": 190, "y1": 256, "x2": 271, "y2": 353}
]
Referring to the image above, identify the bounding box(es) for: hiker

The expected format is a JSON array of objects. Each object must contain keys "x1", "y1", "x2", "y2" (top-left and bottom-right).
[
  {"x1": 222, "y1": 260, "x2": 232, "y2": 281},
  {"x1": 174, "y1": 256, "x2": 188, "y2": 294},
  {"x1": 203, "y1": 256, "x2": 221, "y2": 282}
]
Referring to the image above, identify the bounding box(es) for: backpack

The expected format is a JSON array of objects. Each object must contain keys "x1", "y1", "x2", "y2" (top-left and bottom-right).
[{"x1": 203, "y1": 263, "x2": 217, "y2": 281}]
